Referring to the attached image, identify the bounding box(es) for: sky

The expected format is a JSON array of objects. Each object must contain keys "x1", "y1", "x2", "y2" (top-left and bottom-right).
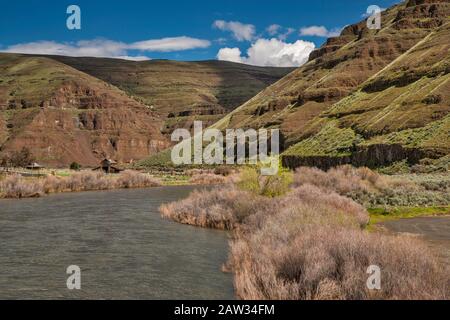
[{"x1": 0, "y1": 0, "x2": 402, "y2": 67}]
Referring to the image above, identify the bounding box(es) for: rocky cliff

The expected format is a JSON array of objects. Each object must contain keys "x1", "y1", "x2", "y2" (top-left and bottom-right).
[
  {"x1": 0, "y1": 54, "x2": 168, "y2": 166},
  {"x1": 48, "y1": 56, "x2": 294, "y2": 134},
  {"x1": 213, "y1": 0, "x2": 450, "y2": 169},
  {"x1": 0, "y1": 54, "x2": 292, "y2": 167}
]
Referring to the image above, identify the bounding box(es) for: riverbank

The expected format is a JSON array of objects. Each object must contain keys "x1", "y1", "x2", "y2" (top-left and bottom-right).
[
  {"x1": 0, "y1": 168, "x2": 234, "y2": 199},
  {"x1": 0, "y1": 170, "x2": 161, "y2": 199},
  {"x1": 160, "y1": 166, "x2": 450, "y2": 300}
]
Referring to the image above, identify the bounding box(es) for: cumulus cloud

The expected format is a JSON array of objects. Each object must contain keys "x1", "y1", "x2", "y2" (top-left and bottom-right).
[
  {"x1": 217, "y1": 38, "x2": 315, "y2": 67},
  {"x1": 1, "y1": 36, "x2": 211, "y2": 61},
  {"x1": 299, "y1": 25, "x2": 341, "y2": 38},
  {"x1": 213, "y1": 20, "x2": 255, "y2": 41},
  {"x1": 217, "y1": 47, "x2": 244, "y2": 64}
]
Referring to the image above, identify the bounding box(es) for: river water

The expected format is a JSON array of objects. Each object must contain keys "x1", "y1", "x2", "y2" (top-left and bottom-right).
[{"x1": 0, "y1": 186, "x2": 234, "y2": 299}]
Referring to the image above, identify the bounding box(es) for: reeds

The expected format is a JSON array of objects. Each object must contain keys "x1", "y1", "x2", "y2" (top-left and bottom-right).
[{"x1": 0, "y1": 170, "x2": 161, "y2": 199}]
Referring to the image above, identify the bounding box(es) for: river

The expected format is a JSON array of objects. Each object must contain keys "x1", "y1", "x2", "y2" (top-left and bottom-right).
[{"x1": 0, "y1": 186, "x2": 234, "y2": 299}]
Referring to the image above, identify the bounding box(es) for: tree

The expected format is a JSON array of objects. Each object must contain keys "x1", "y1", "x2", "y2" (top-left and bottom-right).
[
  {"x1": 0, "y1": 153, "x2": 11, "y2": 167},
  {"x1": 10, "y1": 147, "x2": 35, "y2": 167},
  {"x1": 70, "y1": 162, "x2": 81, "y2": 171}
]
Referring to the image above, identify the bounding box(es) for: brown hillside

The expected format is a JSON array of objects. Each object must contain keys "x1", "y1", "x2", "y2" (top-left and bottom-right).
[
  {"x1": 48, "y1": 56, "x2": 294, "y2": 134},
  {"x1": 0, "y1": 54, "x2": 169, "y2": 167},
  {"x1": 212, "y1": 0, "x2": 450, "y2": 169}
]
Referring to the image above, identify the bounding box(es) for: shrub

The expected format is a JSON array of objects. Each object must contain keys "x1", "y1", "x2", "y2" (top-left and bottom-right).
[
  {"x1": 160, "y1": 165, "x2": 447, "y2": 300},
  {"x1": 229, "y1": 206, "x2": 447, "y2": 300},
  {"x1": 117, "y1": 170, "x2": 161, "y2": 188},
  {"x1": 230, "y1": 225, "x2": 448, "y2": 300},
  {"x1": 0, "y1": 175, "x2": 44, "y2": 198},
  {"x1": 293, "y1": 165, "x2": 450, "y2": 207},
  {"x1": 238, "y1": 167, "x2": 292, "y2": 197},
  {"x1": 9, "y1": 147, "x2": 35, "y2": 167},
  {"x1": 70, "y1": 162, "x2": 81, "y2": 171},
  {"x1": 214, "y1": 166, "x2": 234, "y2": 176},
  {"x1": 189, "y1": 173, "x2": 227, "y2": 185},
  {"x1": 0, "y1": 170, "x2": 161, "y2": 199},
  {"x1": 160, "y1": 186, "x2": 274, "y2": 230},
  {"x1": 160, "y1": 182, "x2": 369, "y2": 231}
]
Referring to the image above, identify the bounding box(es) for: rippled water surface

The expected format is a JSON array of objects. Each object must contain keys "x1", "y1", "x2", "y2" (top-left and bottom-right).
[{"x1": 0, "y1": 186, "x2": 234, "y2": 299}]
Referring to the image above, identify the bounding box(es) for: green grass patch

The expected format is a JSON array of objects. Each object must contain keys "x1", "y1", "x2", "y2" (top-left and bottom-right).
[
  {"x1": 362, "y1": 115, "x2": 450, "y2": 150},
  {"x1": 283, "y1": 120, "x2": 363, "y2": 157},
  {"x1": 367, "y1": 206, "x2": 450, "y2": 230}
]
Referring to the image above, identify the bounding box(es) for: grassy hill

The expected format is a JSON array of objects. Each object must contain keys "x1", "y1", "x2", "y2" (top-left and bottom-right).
[
  {"x1": 210, "y1": 0, "x2": 450, "y2": 170},
  {"x1": 48, "y1": 56, "x2": 294, "y2": 134},
  {"x1": 0, "y1": 53, "x2": 168, "y2": 167},
  {"x1": 0, "y1": 54, "x2": 292, "y2": 167}
]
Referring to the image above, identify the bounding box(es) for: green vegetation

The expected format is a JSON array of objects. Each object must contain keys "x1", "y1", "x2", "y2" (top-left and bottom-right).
[
  {"x1": 368, "y1": 206, "x2": 450, "y2": 227},
  {"x1": 237, "y1": 166, "x2": 292, "y2": 198},
  {"x1": 1, "y1": 147, "x2": 35, "y2": 167},
  {"x1": 161, "y1": 165, "x2": 448, "y2": 299},
  {"x1": 48, "y1": 56, "x2": 293, "y2": 133},
  {"x1": 283, "y1": 120, "x2": 362, "y2": 157},
  {"x1": 362, "y1": 115, "x2": 450, "y2": 150},
  {"x1": 136, "y1": 149, "x2": 175, "y2": 168},
  {"x1": 70, "y1": 162, "x2": 81, "y2": 171},
  {"x1": 204, "y1": 5, "x2": 450, "y2": 169}
]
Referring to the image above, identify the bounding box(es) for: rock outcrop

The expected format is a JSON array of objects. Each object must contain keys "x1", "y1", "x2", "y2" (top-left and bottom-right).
[
  {"x1": 212, "y1": 0, "x2": 450, "y2": 169},
  {"x1": 0, "y1": 54, "x2": 169, "y2": 166}
]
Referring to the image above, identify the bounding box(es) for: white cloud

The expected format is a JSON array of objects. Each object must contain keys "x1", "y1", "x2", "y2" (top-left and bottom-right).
[
  {"x1": 214, "y1": 38, "x2": 228, "y2": 45},
  {"x1": 1, "y1": 36, "x2": 211, "y2": 60},
  {"x1": 128, "y1": 36, "x2": 210, "y2": 52},
  {"x1": 217, "y1": 38, "x2": 315, "y2": 67},
  {"x1": 217, "y1": 47, "x2": 243, "y2": 64},
  {"x1": 213, "y1": 20, "x2": 255, "y2": 41},
  {"x1": 299, "y1": 25, "x2": 341, "y2": 38},
  {"x1": 266, "y1": 24, "x2": 281, "y2": 36},
  {"x1": 278, "y1": 27, "x2": 295, "y2": 41},
  {"x1": 266, "y1": 25, "x2": 295, "y2": 41},
  {"x1": 115, "y1": 56, "x2": 152, "y2": 61}
]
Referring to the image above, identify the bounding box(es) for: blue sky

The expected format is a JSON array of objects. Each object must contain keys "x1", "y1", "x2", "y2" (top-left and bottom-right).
[{"x1": 0, "y1": 0, "x2": 402, "y2": 66}]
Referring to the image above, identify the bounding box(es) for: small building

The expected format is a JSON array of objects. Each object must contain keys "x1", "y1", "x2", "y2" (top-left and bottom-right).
[
  {"x1": 26, "y1": 162, "x2": 44, "y2": 171},
  {"x1": 93, "y1": 158, "x2": 123, "y2": 174}
]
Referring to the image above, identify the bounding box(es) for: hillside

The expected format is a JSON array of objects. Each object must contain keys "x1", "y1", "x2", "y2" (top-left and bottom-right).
[
  {"x1": 47, "y1": 56, "x2": 294, "y2": 134},
  {"x1": 0, "y1": 53, "x2": 169, "y2": 167},
  {"x1": 0, "y1": 54, "x2": 292, "y2": 167},
  {"x1": 212, "y1": 0, "x2": 450, "y2": 169}
]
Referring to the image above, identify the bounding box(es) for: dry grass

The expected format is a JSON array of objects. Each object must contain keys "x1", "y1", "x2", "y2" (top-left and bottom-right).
[
  {"x1": 160, "y1": 186, "x2": 274, "y2": 230},
  {"x1": 160, "y1": 181, "x2": 370, "y2": 231},
  {"x1": 160, "y1": 165, "x2": 448, "y2": 300},
  {"x1": 0, "y1": 170, "x2": 161, "y2": 199},
  {"x1": 189, "y1": 173, "x2": 228, "y2": 185},
  {"x1": 230, "y1": 222, "x2": 448, "y2": 300},
  {"x1": 116, "y1": 170, "x2": 161, "y2": 189}
]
